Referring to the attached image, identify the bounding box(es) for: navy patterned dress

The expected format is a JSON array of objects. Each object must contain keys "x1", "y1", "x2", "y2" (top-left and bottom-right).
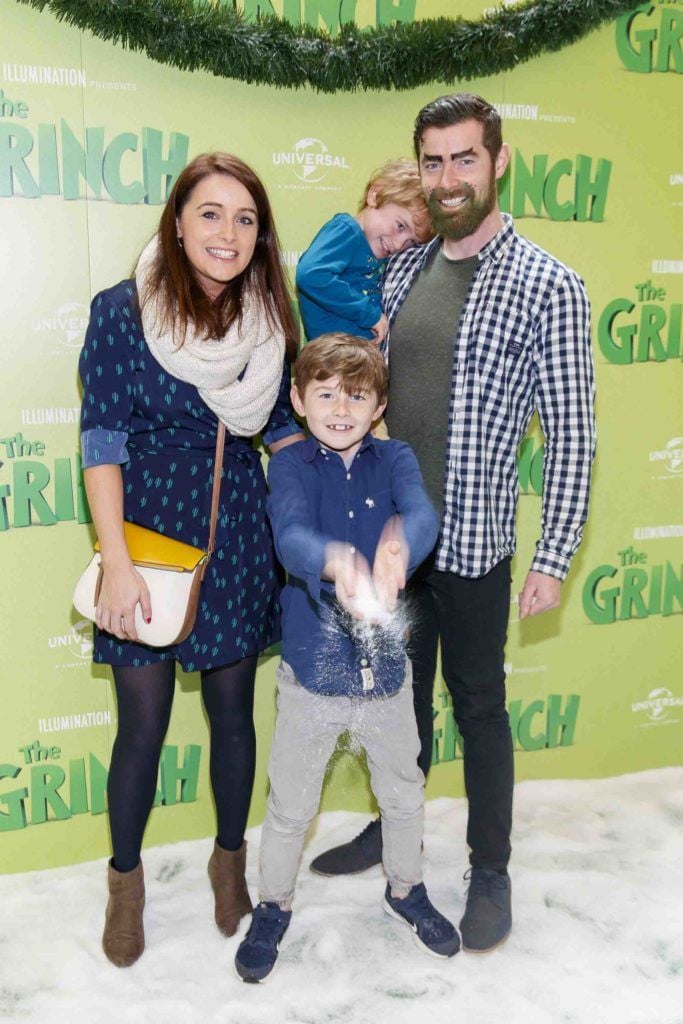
[{"x1": 79, "y1": 280, "x2": 299, "y2": 671}]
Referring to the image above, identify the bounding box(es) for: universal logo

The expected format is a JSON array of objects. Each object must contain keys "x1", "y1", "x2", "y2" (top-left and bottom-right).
[
  {"x1": 649, "y1": 437, "x2": 683, "y2": 478},
  {"x1": 32, "y1": 302, "x2": 89, "y2": 355},
  {"x1": 632, "y1": 687, "x2": 683, "y2": 727},
  {"x1": 272, "y1": 138, "x2": 350, "y2": 192},
  {"x1": 48, "y1": 619, "x2": 94, "y2": 667}
]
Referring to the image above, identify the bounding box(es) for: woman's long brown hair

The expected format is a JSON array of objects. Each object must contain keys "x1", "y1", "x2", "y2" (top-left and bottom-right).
[{"x1": 141, "y1": 152, "x2": 298, "y2": 361}]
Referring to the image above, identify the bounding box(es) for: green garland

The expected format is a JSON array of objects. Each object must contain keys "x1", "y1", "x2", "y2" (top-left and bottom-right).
[{"x1": 18, "y1": 0, "x2": 637, "y2": 92}]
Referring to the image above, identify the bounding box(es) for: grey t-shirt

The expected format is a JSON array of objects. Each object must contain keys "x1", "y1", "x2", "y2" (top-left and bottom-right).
[{"x1": 385, "y1": 248, "x2": 478, "y2": 515}]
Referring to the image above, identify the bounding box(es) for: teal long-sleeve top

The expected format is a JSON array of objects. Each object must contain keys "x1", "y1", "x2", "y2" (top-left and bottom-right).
[{"x1": 296, "y1": 213, "x2": 383, "y2": 342}]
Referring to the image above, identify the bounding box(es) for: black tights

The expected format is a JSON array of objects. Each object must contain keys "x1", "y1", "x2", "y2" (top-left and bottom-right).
[{"x1": 108, "y1": 657, "x2": 257, "y2": 872}]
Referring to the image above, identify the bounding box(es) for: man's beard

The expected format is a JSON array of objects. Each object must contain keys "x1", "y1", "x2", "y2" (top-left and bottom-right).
[{"x1": 428, "y1": 169, "x2": 497, "y2": 241}]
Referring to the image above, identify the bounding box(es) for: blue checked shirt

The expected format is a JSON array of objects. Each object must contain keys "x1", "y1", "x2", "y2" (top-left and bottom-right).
[{"x1": 382, "y1": 214, "x2": 596, "y2": 581}]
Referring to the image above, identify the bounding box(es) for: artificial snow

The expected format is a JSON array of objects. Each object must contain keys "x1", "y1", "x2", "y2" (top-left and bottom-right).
[{"x1": 1, "y1": 768, "x2": 682, "y2": 1023}]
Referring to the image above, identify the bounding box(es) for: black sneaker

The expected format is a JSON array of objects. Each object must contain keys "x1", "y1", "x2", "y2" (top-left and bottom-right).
[
  {"x1": 460, "y1": 868, "x2": 512, "y2": 952},
  {"x1": 384, "y1": 882, "x2": 460, "y2": 958},
  {"x1": 309, "y1": 818, "x2": 382, "y2": 876},
  {"x1": 234, "y1": 902, "x2": 292, "y2": 983}
]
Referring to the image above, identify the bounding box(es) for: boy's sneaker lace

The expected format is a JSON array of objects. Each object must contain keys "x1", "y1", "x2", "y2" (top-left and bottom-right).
[
  {"x1": 459, "y1": 868, "x2": 511, "y2": 952},
  {"x1": 234, "y1": 902, "x2": 292, "y2": 983},
  {"x1": 383, "y1": 882, "x2": 460, "y2": 958}
]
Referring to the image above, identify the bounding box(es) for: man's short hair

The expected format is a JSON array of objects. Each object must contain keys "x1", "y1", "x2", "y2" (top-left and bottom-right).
[
  {"x1": 413, "y1": 93, "x2": 502, "y2": 162},
  {"x1": 294, "y1": 333, "x2": 388, "y2": 404}
]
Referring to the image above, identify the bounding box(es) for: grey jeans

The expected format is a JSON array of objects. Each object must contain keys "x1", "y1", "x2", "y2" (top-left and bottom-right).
[{"x1": 259, "y1": 659, "x2": 425, "y2": 906}]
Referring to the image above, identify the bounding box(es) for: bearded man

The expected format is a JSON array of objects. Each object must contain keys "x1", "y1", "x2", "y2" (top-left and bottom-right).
[{"x1": 310, "y1": 93, "x2": 596, "y2": 953}]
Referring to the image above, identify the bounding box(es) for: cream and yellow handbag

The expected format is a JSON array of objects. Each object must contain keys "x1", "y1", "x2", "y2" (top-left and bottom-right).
[{"x1": 73, "y1": 424, "x2": 226, "y2": 648}]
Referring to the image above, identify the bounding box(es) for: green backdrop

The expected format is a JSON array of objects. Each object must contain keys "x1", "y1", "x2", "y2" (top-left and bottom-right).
[{"x1": 1, "y1": 0, "x2": 681, "y2": 872}]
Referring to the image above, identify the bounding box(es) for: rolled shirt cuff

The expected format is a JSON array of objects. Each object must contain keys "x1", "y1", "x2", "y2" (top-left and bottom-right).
[
  {"x1": 530, "y1": 547, "x2": 571, "y2": 581},
  {"x1": 262, "y1": 420, "x2": 302, "y2": 449},
  {"x1": 80, "y1": 428, "x2": 130, "y2": 468}
]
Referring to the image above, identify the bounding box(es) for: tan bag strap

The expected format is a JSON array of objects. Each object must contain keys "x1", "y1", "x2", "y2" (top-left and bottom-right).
[{"x1": 206, "y1": 422, "x2": 226, "y2": 562}]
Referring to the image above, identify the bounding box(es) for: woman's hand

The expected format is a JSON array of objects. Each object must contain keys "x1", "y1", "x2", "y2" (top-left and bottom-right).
[
  {"x1": 96, "y1": 561, "x2": 152, "y2": 641},
  {"x1": 83, "y1": 464, "x2": 153, "y2": 641}
]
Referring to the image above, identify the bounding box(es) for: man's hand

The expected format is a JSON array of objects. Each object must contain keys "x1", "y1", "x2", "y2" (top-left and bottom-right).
[
  {"x1": 519, "y1": 570, "x2": 561, "y2": 619},
  {"x1": 373, "y1": 517, "x2": 408, "y2": 612}
]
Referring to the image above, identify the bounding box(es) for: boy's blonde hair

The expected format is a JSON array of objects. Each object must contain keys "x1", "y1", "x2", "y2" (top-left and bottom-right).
[
  {"x1": 294, "y1": 333, "x2": 388, "y2": 405},
  {"x1": 358, "y1": 158, "x2": 435, "y2": 244}
]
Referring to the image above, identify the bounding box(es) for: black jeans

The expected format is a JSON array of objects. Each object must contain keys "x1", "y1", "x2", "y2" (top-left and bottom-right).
[{"x1": 407, "y1": 555, "x2": 513, "y2": 872}]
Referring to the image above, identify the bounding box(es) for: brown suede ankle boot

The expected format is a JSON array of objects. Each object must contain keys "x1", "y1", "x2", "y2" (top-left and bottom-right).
[
  {"x1": 102, "y1": 860, "x2": 145, "y2": 967},
  {"x1": 207, "y1": 839, "x2": 252, "y2": 937}
]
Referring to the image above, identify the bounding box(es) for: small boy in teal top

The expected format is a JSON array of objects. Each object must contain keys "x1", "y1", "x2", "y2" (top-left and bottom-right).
[{"x1": 296, "y1": 159, "x2": 434, "y2": 347}]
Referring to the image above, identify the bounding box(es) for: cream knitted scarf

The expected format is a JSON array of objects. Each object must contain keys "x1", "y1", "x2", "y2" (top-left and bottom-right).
[{"x1": 135, "y1": 237, "x2": 286, "y2": 436}]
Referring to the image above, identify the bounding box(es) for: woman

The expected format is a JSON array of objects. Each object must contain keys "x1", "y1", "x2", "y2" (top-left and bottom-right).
[{"x1": 79, "y1": 153, "x2": 302, "y2": 967}]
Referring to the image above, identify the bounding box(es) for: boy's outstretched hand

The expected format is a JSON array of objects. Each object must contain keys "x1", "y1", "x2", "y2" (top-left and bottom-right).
[
  {"x1": 372, "y1": 517, "x2": 408, "y2": 612},
  {"x1": 323, "y1": 542, "x2": 373, "y2": 618}
]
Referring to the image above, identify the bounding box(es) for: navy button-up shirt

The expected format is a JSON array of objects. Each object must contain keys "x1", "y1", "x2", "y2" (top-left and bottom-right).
[{"x1": 267, "y1": 434, "x2": 439, "y2": 697}]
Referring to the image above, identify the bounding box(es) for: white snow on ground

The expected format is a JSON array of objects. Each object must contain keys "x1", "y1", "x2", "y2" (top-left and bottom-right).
[{"x1": 1, "y1": 768, "x2": 682, "y2": 1024}]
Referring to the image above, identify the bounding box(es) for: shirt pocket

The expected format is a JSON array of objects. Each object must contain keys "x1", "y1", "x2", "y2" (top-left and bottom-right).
[{"x1": 476, "y1": 302, "x2": 534, "y2": 385}]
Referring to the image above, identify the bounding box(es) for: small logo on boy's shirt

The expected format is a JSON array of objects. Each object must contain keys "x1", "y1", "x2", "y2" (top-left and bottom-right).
[{"x1": 365, "y1": 498, "x2": 375, "y2": 508}]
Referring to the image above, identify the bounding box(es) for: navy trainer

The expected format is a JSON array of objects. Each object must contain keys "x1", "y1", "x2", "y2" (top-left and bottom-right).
[
  {"x1": 234, "y1": 902, "x2": 292, "y2": 983},
  {"x1": 383, "y1": 882, "x2": 460, "y2": 958},
  {"x1": 460, "y1": 868, "x2": 512, "y2": 952}
]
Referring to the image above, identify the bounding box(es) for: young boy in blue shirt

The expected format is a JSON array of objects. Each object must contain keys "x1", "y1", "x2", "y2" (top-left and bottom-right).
[
  {"x1": 235, "y1": 334, "x2": 459, "y2": 983},
  {"x1": 296, "y1": 159, "x2": 434, "y2": 348}
]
